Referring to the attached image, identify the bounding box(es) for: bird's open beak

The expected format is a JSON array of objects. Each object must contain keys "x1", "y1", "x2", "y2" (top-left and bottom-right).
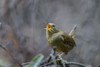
[{"x1": 45, "y1": 22, "x2": 52, "y2": 30}]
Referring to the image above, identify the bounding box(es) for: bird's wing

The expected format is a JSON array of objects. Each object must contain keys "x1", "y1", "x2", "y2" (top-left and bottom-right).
[{"x1": 59, "y1": 32, "x2": 76, "y2": 47}]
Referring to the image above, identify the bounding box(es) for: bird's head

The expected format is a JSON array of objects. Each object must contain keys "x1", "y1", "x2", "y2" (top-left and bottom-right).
[{"x1": 45, "y1": 22, "x2": 60, "y2": 33}]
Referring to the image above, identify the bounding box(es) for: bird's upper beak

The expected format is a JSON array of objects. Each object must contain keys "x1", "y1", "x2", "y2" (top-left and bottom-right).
[{"x1": 45, "y1": 22, "x2": 52, "y2": 30}]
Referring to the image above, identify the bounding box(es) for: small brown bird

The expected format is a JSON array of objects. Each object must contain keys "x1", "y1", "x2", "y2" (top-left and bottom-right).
[{"x1": 45, "y1": 23, "x2": 76, "y2": 55}]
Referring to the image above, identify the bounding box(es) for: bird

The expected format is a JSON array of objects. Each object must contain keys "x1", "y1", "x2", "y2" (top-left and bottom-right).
[{"x1": 45, "y1": 22, "x2": 76, "y2": 56}]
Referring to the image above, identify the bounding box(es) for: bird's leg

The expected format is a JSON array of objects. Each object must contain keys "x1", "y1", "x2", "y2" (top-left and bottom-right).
[
  {"x1": 52, "y1": 46, "x2": 57, "y2": 55},
  {"x1": 57, "y1": 53, "x2": 64, "y2": 57},
  {"x1": 60, "y1": 53, "x2": 64, "y2": 57},
  {"x1": 51, "y1": 46, "x2": 58, "y2": 60},
  {"x1": 51, "y1": 47, "x2": 66, "y2": 67}
]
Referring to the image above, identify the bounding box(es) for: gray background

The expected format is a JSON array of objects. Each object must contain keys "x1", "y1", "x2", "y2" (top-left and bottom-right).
[{"x1": 0, "y1": 0, "x2": 100, "y2": 67}]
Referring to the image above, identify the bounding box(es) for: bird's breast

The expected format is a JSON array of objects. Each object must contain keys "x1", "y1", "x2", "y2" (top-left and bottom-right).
[{"x1": 47, "y1": 32, "x2": 74, "y2": 54}]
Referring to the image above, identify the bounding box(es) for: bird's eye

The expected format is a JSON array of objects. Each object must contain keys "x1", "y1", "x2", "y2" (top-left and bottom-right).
[{"x1": 52, "y1": 25, "x2": 55, "y2": 28}]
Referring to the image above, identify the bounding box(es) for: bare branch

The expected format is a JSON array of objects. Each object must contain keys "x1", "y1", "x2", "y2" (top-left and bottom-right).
[{"x1": 39, "y1": 46, "x2": 87, "y2": 67}]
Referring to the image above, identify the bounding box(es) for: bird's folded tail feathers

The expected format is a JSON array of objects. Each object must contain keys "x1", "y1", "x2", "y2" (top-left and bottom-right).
[{"x1": 69, "y1": 24, "x2": 77, "y2": 38}]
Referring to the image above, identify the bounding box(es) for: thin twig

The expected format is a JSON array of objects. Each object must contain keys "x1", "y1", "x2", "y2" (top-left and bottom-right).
[
  {"x1": 39, "y1": 46, "x2": 87, "y2": 67},
  {"x1": 22, "y1": 62, "x2": 31, "y2": 66},
  {"x1": 39, "y1": 55, "x2": 52, "y2": 66},
  {"x1": 0, "y1": 43, "x2": 22, "y2": 67},
  {"x1": 64, "y1": 62, "x2": 87, "y2": 67}
]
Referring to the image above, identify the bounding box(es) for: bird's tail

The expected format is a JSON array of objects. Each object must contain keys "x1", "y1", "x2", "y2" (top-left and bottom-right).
[{"x1": 69, "y1": 24, "x2": 77, "y2": 38}]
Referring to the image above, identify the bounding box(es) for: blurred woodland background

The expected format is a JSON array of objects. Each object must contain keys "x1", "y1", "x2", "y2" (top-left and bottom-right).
[{"x1": 0, "y1": 0, "x2": 100, "y2": 67}]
